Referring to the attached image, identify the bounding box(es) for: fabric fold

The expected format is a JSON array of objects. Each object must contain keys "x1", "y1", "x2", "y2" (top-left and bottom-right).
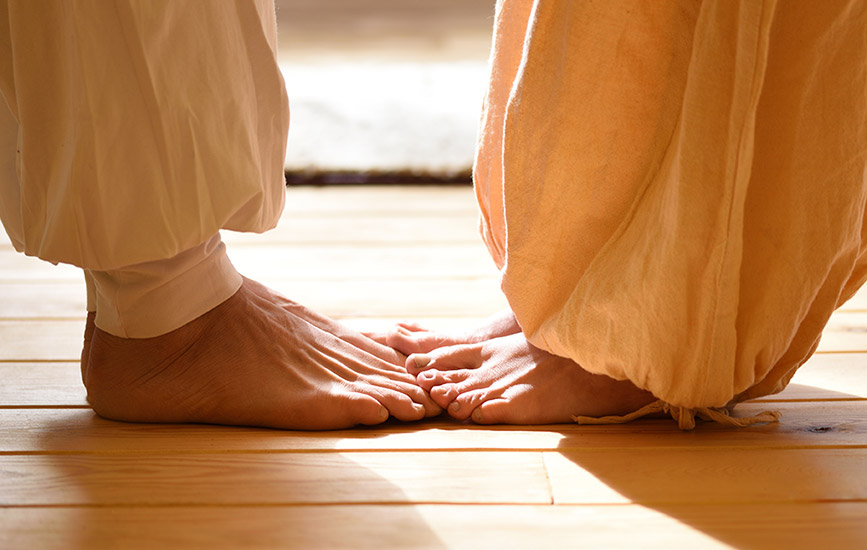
[
  {"x1": 0, "y1": 0, "x2": 288, "y2": 271},
  {"x1": 476, "y1": 0, "x2": 867, "y2": 418}
]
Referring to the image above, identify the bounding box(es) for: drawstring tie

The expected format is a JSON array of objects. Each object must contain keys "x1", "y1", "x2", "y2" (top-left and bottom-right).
[{"x1": 572, "y1": 399, "x2": 781, "y2": 430}]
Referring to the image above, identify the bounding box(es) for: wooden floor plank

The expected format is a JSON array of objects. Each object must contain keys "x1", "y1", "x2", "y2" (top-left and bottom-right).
[
  {"x1": 1, "y1": 401, "x2": 864, "y2": 454},
  {"x1": 0, "y1": 318, "x2": 503, "y2": 361},
  {"x1": 232, "y1": 244, "x2": 501, "y2": 282},
  {"x1": 280, "y1": 185, "x2": 478, "y2": 215},
  {"x1": 2, "y1": 316, "x2": 862, "y2": 361},
  {"x1": 841, "y1": 285, "x2": 867, "y2": 311},
  {"x1": 2, "y1": 185, "x2": 867, "y2": 550},
  {"x1": 0, "y1": 317, "x2": 498, "y2": 361},
  {"x1": 750, "y1": 353, "x2": 867, "y2": 401},
  {"x1": 0, "y1": 278, "x2": 507, "y2": 320},
  {"x1": 0, "y1": 216, "x2": 482, "y2": 254},
  {"x1": 2, "y1": 503, "x2": 865, "y2": 550},
  {"x1": 0, "y1": 320, "x2": 85, "y2": 361},
  {"x1": 0, "y1": 188, "x2": 479, "y2": 249},
  {"x1": 0, "y1": 283, "x2": 86, "y2": 319},
  {"x1": 821, "y1": 312, "x2": 867, "y2": 352},
  {"x1": 0, "y1": 252, "x2": 80, "y2": 283},
  {"x1": 4, "y1": 243, "x2": 863, "y2": 314},
  {"x1": 544, "y1": 448, "x2": 867, "y2": 505},
  {"x1": 0, "y1": 452, "x2": 550, "y2": 506},
  {"x1": 221, "y1": 215, "x2": 481, "y2": 246},
  {"x1": 0, "y1": 363, "x2": 87, "y2": 407},
  {"x1": 3, "y1": 352, "x2": 863, "y2": 408},
  {"x1": 264, "y1": 278, "x2": 508, "y2": 317},
  {"x1": 0, "y1": 243, "x2": 500, "y2": 284}
]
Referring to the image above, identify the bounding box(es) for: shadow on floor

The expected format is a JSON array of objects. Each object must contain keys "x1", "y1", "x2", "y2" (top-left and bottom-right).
[
  {"x1": 554, "y1": 384, "x2": 867, "y2": 549},
  {"x1": 26, "y1": 417, "x2": 445, "y2": 549}
]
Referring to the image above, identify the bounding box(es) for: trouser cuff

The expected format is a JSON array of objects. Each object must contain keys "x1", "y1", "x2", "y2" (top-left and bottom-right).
[{"x1": 88, "y1": 234, "x2": 242, "y2": 338}]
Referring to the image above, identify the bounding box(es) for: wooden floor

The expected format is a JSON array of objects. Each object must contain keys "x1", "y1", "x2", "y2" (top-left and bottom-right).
[{"x1": 1, "y1": 186, "x2": 866, "y2": 549}]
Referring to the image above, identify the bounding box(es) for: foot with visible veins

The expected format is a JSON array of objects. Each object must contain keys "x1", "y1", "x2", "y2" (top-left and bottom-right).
[
  {"x1": 403, "y1": 332, "x2": 655, "y2": 425},
  {"x1": 80, "y1": 277, "x2": 440, "y2": 430}
]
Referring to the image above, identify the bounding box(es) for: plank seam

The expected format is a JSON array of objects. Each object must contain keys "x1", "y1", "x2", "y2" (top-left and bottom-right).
[
  {"x1": 3, "y1": 499, "x2": 867, "y2": 510},
  {"x1": 0, "y1": 406, "x2": 91, "y2": 410},
  {"x1": 748, "y1": 398, "x2": 867, "y2": 403},
  {"x1": 3, "y1": 445, "x2": 867, "y2": 456}
]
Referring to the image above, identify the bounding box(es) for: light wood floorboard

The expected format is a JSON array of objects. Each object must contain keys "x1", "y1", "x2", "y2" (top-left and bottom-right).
[
  {"x1": 2, "y1": 400, "x2": 865, "y2": 455},
  {"x1": 2, "y1": 504, "x2": 866, "y2": 550},
  {"x1": 2, "y1": 351, "x2": 864, "y2": 408},
  {"x1": 1, "y1": 186, "x2": 865, "y2": 549}
]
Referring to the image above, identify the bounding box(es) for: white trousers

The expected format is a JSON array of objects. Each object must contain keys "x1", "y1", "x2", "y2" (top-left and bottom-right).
[{"x1": 0, "y1": 1, "x2": 289, "y2": 337}]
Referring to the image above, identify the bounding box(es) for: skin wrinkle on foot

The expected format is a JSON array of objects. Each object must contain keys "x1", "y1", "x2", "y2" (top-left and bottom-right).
[
  {"x1": 378, "y1": 314, "x2": 656, "y2": 425},
  {"x1": 379, "y1": 313, "x2": 783, "y2": 428},
  {"x1": 81, "y1": 277, "x2": 440, "y2": 430}
]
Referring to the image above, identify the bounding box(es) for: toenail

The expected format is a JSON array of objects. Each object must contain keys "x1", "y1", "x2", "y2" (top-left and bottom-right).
[
  {"x1": 448, "y1": 402, "x2": 460, "y2": 413},
  {"x1": 413, "y1": 354, "x2": 431, "y2": 369},
  {"x1": 472, "y1": 409, "x2": 482, "y2": 422}
]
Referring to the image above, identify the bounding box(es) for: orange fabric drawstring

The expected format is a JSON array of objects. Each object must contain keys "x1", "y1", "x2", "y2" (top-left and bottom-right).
[{"x1": 572, "y1": 399, "x2": 782, "y2": 430}]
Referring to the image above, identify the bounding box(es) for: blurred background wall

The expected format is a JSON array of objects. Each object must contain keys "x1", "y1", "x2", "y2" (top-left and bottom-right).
[{"x1": 275, "y1": 0, "x2": 495, "y2": 181}]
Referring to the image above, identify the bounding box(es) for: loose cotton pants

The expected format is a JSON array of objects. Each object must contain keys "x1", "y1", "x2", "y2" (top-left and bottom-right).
[
  {"x1": 0, "y1": 1, "x2": 289, "y2": 337},
  {"x1": 3, "y1": 1, "x2": 867, "y2": 428},
  {"x1": 477, "y1": 0, "x2": 867, "y2": 425}
]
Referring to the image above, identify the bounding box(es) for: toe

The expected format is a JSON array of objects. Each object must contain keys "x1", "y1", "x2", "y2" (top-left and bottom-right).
[
  {"x1": 365, "y1": 388, "x2": 427, "y2": 422},
  {"x1": 416, "y1": 369, "x2": 470, "y2": 392},
  {"x1": 423, "y1": 401, "x2": 443, "y2": 418},
  {"x1": 429, "y1": 383, "x2": 460, "y2": 410},
  {"x1": 404, "y1": 352, "x2": 434, "y2": 373},
  {"x1": 305, "y1": 392, "x2": 387, "y2": 429},
  {"x1": 402, "y1": 381, "x2": 443, "y2": 417},
  {"x1": 448, "y1": 388, "x2": 501, "y2": 421},
  {"x1": 346, "y1": 394, "x2": 390, "y2": 427},
  {"x1": 405, "y1": 343, "x2": 485, "y2": 375},
  {"x1": 396, "y1": 321, "x2": 428, "y2": 332},
  {"x1": 470, "y1": 398, "x2": 512, "y2": 425},
  {"x1": 387, "y1": 324, "x2": 471, "y2": 356},
  {"x1": 365, "y1": 373, "x2": 438, "y2": 415},
  {"x1": 386, "y1": 326, "x2": 431, "y2": 356}
]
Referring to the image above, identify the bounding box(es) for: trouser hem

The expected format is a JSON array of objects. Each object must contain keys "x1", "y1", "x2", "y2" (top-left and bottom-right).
[{"x1": 88, "y1": 234, "x2": 242, "y2": 338}]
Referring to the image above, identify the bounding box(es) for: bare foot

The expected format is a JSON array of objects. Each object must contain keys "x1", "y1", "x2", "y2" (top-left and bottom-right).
[
  {"x1": 81, "y1": 278, "x2": 441, "y2": 430},
  {"x1": 406, "y1": 333, "x2": 654, "y2": 425},
  {"x1": 368, "y1": 309, "x2": 522, "y2": 356}
]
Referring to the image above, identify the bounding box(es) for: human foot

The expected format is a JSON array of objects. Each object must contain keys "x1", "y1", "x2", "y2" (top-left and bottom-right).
[
  {"x1": 81, "y1": 277, "x2": 440, "y2": 430},
  {"x1": 407, "y1": 333, "x2": 654, "y2": 424},
  {"x1": 369, "y1": 309, "x2": 522, "y2": 356}
]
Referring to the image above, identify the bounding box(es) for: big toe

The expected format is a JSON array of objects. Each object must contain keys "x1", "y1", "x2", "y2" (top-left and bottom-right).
[
  {"x1": 471, "y1": 399, "x2": 516, "y2": 425},
  {"x1": 416, "y1": 369, "x2": 470, "y2": 392},
  {"x1": 429, "y1": 383, "x2": 461, "y2": 410},
  {"x1": 386, "y1": 326, "x2": 441, "y2": 355},
  {"x1": 404, "y1": 343, "x2": 485, "y2": 375},
  {"x1": 343, "y1": 394, "x2": 390, "y2": 427}
]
